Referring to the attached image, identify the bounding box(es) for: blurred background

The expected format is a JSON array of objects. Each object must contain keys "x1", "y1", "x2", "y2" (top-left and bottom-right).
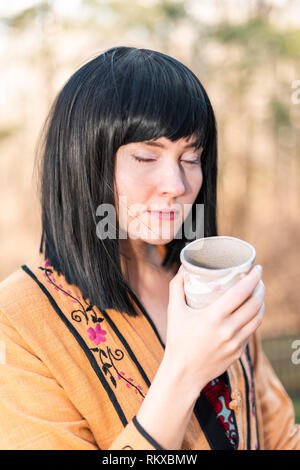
[{"x1": 0, "y1": 0, "x2": 299, "y2": 419}]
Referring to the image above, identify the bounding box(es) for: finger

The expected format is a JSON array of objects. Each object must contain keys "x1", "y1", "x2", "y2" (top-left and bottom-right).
[
  {"x1": 227, "y1": 280, "x2": 265, "y2": 333},
  {"x1": 168, "y1": 265, "x2": 185, "y2": 306},
  {"x1": 207, "y1": 264, "x2": 263, "y2": 318},
  {"x1": 234, "y1": 299, "x2": 265, "y2": 358},
  {"x1": 234, "y1": 300, "x2": 265, "y2": 346},
  {"x1": 252, "y1": 280, "x2": 265, "y2": 298}
]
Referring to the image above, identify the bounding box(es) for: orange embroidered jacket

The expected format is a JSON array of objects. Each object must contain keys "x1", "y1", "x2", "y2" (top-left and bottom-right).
[{"x1": 0, "y1": 251, "x2": 299, "y2": 450}]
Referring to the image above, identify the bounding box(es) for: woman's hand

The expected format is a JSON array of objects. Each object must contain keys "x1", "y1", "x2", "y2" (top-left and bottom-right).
[{"x1": 164, "y1": 264, "x2": 265, "y2": 392}]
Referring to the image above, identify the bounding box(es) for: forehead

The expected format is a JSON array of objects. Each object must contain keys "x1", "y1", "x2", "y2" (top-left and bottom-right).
[{"x1": 123, "y1": 135, "x2": 199, "y2": 150}]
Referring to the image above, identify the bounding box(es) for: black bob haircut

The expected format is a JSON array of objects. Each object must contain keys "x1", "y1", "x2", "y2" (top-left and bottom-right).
[{"x1": 38, "y1": 46, "x2": 218, "y2": 317}]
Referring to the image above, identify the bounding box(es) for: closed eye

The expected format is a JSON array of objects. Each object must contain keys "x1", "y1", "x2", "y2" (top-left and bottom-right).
[
  {"x1": 183, "y1": 159, "x2": 201, "y2": 165},
  {"x1": 132, "y1": 156, "x2": 201, "y2": 165},
  {"x1": 133, "y1": 156, "x2": 156, "y2": 163}
]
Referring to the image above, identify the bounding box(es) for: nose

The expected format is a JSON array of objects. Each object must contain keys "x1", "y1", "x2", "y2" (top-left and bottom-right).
[{"x1": 156, "y1": 162, "x2": 186, "y2": 197}]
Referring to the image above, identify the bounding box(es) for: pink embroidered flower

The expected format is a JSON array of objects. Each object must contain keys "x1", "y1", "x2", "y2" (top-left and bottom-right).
[{"x1": 87, "y1": 323, "x2": 107, "y2": 344}]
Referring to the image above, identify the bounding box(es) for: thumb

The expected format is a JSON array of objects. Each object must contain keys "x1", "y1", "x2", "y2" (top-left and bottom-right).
[{"x1": 169, "y1": 265, "x2": 185, "y2": 305}]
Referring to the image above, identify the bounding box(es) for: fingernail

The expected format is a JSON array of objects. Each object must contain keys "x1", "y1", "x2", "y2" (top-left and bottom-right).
[
  {"x1": 254, "y1": 265, "x2": 262, "y2": 274},
  {"x1": 258, "y1": 302, "x2": 265, "y2": 318},
  {"x1": 253, "y1": 282, "x2": 264, "y2": 299}
]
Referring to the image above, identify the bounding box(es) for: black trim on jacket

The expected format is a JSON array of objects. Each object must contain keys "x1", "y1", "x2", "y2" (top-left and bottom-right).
[{"x1": 133, "y1": 416, "x2": 164, "y2": 450}]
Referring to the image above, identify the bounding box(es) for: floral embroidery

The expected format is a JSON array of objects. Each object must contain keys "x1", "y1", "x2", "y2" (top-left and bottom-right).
[
  {"x1": 88, "y1": 324, "x2": 107, "y2": 344},
  {"x1": 117, "y1": 371, "x2": 144, "y2": 401},
  {"x1": 38, "y1": 261, "x2": 145, "y2": 400}
]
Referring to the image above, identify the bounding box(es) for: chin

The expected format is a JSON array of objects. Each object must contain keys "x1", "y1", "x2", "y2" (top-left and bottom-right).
[
  {"x1": 145, "y1": 238, "x2": 172, "y2": 245},
  {"x1": 139, "y1": 233, "x2": 177, "y2": 245},
  {"x1": 126, "y1": 222, "x2": 183, "y2": 244}
]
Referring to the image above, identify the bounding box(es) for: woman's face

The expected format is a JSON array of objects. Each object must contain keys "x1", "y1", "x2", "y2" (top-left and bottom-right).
[{"x1": 114, "y1": 135, "x2": 203, "y2": 244}]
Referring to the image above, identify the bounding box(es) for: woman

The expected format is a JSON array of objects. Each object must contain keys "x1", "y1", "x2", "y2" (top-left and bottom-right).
[{"x1": 0, "y1": 46, "x2": 299, "y2": 450}]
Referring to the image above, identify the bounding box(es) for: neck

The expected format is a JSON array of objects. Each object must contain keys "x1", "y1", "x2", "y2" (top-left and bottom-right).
[
  {"x1": 119, "y1": 239, "x2": 165, "y2": 292},
  {"x1": 119, "y1": 238, "x2": 163, "y2": 270}
]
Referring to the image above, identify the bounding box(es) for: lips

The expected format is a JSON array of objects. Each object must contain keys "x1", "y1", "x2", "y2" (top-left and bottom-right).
[
  {"x1": 147, "y1": 210, "x2": 179, "y2": 220},
  {"x1": 147, "y1": 207, "x2": 179, "y2": 213}
]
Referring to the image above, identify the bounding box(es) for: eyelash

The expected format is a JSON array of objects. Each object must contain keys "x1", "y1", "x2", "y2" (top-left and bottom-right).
[{"x1": 133, "y1": 156, "x2": 200, "y2": 165}]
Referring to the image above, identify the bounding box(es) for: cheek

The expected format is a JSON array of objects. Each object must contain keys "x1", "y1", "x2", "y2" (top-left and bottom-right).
[
  {"x1": 115, "y1": 169, "x2": 153, "y2": 227},
  {"x1": 189, "y1": 168, "x2": 203, "y2": 200},
  {"x1": 115, "y1": 160, "x2": 154, "y2": 200},
  {"x1": 116, "y1": 173, "x2": 151, "y2": 204}
]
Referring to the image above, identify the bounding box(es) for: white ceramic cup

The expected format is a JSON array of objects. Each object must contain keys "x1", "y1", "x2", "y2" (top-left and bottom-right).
[{"x1": 180, "y1": 236, "x2": 256, "y2": 309}]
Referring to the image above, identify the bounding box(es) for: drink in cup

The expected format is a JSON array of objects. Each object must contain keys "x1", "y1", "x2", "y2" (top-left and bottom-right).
[{"x1": 180, "y1": 236, "x2": 256, "y2": 309}]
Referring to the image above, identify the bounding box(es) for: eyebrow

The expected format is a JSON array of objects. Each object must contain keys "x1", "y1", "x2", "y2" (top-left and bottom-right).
[{"x1": 143, "y1": 140, "x2": 198, "y2": 149}]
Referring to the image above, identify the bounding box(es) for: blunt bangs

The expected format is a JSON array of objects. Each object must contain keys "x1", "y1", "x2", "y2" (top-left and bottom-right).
[
  {"x1": 111, "y1": 48, "x2": 213, "y2": 152},
  {"x1": 38, "y1": 46, "x2": 218, "y2": 317}
]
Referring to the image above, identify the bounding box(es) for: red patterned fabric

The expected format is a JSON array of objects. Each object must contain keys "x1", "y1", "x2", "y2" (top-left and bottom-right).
[{"x1": 202, "y1": 377, "x2": 238, "y2": 448}]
